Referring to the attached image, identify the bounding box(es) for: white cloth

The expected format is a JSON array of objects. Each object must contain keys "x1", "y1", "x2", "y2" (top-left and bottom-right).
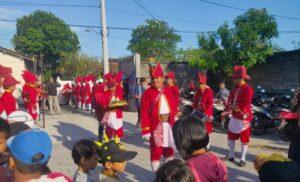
[
  {"x1": 159, "y1": 94, "x2": 170, "y2": 114},
  {"x1": 162, "y1": 122, "x2": 175, "y2": 148},
  {"x1": 107, "y1": 111, "x2": 123, "y2": 130},
  {"x1": 228, "y1": 117, "x2": 248, "y2": 134}
]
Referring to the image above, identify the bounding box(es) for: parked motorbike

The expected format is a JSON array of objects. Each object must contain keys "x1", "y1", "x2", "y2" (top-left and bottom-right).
[{"x1": 277, "y1": 109, "x2": 299, "y2": 141}]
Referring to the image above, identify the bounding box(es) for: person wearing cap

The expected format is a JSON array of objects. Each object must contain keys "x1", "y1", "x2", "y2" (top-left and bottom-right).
[
  {"x1": 141, "y1": 63, "x2": 176, "y2": 172},
  {"x1": 0, "y1": 65, "x2": 12, "y2": 96},
  {"x1": 193, "y1": 72, "x2": 214, "y2": 150},
  {"x1": 0, "y1": 75, "x2": 20, "y2": 116},
  {"x1": 226, "y1": 65, "x2": 254, "y2": 167},
  {"x1": 7, "y1": 130, "x2": 72, "y2": 182},
  {"x1": 97, "y1": 74, "x2": 125, "y2": 140},
  {"x1": 98, "y1": 139, "x2": 137, "y2": 181},
  {"x1": 22, "y1": 70, "x2": 39, "y2": 120},
  {"x1": 165, "y1": 72, "x2": 180, "y2": 117}
]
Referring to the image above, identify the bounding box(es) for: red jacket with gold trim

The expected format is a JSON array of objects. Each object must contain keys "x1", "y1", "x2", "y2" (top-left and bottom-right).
[
  {"x1": 193, "y1": 86, "x2": 214, "y2": 117},
  {"x1": 141, "y1": 86, "x2": 175, "y2": 135}
]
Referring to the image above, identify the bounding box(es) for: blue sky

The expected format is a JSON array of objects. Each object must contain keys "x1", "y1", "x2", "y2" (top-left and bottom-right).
[{"x1": 0, "y1": 0, "x2": 299, "y2": 59}]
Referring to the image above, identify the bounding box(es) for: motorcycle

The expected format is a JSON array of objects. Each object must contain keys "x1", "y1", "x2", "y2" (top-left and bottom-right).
[{"x1": 277, "y1": 109, "x2": 299, "y2": 141}]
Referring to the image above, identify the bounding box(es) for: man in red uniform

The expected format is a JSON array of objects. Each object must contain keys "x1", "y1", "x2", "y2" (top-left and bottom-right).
[
  {"x1": 193, "y1": 72, "x2": 214, "y2": 150},
  {"x1": 85, "y1": 76, "x2": 92, "y2": 111},
  {"x1": 1, "y1": 75, "x2": 20, "y2": 116},
  {"x1": 141, "y1": 63, "x2": 176, "y2": 172},
  {"x1": 22, "y1": 71, "x2": 38, "y2": 120},
  {"x1": 0, "y1": 65, "x2": 12, "y2": 96},
  {"x1": 74, "y1": 76, "x2": 82, "y2": 109},
  {"x1": 98, "y1": 75, "x2": 124, "y2": 139},
  {"x1": 165, "y1": 72, "x2": 180, "y2": 117},
  {"x1": 227, "y1": 65, "x2": 253, "y2": 167},
  {"x1": 80, "y1": 77, "x2": 86, "y2": 110}
]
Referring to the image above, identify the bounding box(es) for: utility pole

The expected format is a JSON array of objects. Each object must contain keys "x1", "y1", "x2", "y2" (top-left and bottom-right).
[{"x1": 100, "y1": 0, "x2": 109, "y2": 74}]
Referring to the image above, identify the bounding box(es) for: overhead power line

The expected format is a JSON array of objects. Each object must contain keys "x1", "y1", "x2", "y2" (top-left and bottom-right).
[
  {"x1": 1, "y1": 19, "x2": 300, "y2": 34},
  {"x1": 0, "y1": 0, "x2": 99, "y2": 8},
  {"x1": 197, "y1": 0, "x2": 300, "y2": 21},
  {"x1": 133, "y1": 0, "x2": 156, "y2": 18}
]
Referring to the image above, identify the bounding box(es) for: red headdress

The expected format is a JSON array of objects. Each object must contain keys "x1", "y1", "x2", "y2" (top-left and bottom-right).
[
  {"x1": 22, "y1": 70, "x2": 37, "y2": 83},
  {"x1": 3, "y1": 75, "x2": 20, "y2": 88},
  {"x1": 151, "y1": 63, "x2": 164, "y2": 78},
  {"x1": 0, "y1": 65, "x2": 12, "y2": 77},
  {"x1": 104, "y1": 73, "x2": 113, "y2": 81},
  {"x1": 198, "y1": 72, "x2": 207, "y2": 84},
  {"x1": 165, "y1": 72, "x2": 175, "y2": 79},
  {"x1": 115, "y1": 71, "x2": 123, "y2": 85},
  {"x1": 231, "y1": 65, "x2": 250, "y2": 80}
]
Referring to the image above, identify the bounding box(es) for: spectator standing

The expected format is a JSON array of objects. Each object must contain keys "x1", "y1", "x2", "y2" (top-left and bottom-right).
[
  {"x1": 133, "y1": 78, "x2": 146, "y2": 127},
  {"x1": 217, "y1": 81, "x2": 230, "y2": 103},
  {"x1": 46, "y1": 77, "x2": 61, "y2": 115}
]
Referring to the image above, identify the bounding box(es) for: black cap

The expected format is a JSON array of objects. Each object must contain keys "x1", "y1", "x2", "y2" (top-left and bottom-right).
[{"x1": 99, "y1": 140, "x2": 137, "y2": 164}]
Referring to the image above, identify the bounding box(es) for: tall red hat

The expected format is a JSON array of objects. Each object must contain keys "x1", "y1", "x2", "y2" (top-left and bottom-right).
[
  {"x1": 231, "y1": 65, "x2": 250, "y2": 80},
  {"x1": 151, "y1": 63, "x2": 164, "y2": 78},
  {"x1": 165, "y1": 72, "x2": 175, "y2": 79},
  {"x1": 198, "y1": 72, "x2": 207, "y2": 84},
  {"x1": 22, "y1": 70, "x2": 37, "y2": 83},
  {"x1": 3, "y1": 75, "x2": 19, "y2": 88},
  {"x1": 0, "y1": 65, "x2": 12, "y2": 77},
  {"x1": 115, "y1": 71, "x2": 123, "y2": 84}
]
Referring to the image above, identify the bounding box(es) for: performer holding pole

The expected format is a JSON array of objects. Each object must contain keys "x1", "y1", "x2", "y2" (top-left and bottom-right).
[
  {"x1": 22, "y1": 71, "x2": 38, "y2": 120},
  {"x1": 141, "y1": 63, "x2": 176, "y2": 172},
  {"x1": 193, "y1": 72, "x2": 214, "y2": 150},
  {"x1": 226, "y1": 65, "x2": 253, "y2": 167}
]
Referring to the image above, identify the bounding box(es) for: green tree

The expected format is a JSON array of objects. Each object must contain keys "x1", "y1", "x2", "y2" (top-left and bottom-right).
[
  {"x1": 58, "y1": 53, "x2": 102, "y2": 80},
  {"x1": 12, "y1": 10, "x2": 80, "y2": 70},
  {"x1": 128, "y1": 19, "x2": 181, "y2": 62},
  {"x1": 189, "y1": 8, "x2": 278, "y2": 74}
]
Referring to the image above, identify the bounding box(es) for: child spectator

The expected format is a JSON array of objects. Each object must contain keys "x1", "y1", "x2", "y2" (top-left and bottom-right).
[
  {"x1": 7, "y1": 130, "x2": 72, "y2": 182},
  {"x1": 72, "y1": 139, "x2": 101, "y2": 182},
  {"x1": 155, "y1": 159, "x2": 194, "y2": 182},
  {"x1": 98, "y1": 139, "x2": 137, "y2": 181},
  {"x1": 172, "y1": 116, "x2": 228, "y2": 182},
  {"x1": 0, "y1": 118, "x2": 12, "y2": 181}
]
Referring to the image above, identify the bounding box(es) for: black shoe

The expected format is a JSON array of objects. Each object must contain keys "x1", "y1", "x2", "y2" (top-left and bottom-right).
[{"x1": 238, "y1": 160, "x2": 246, "y2": 167}]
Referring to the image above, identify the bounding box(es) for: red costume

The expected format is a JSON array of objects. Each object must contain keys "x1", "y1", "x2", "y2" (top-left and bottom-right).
[
  {"x1": 80, "y1": 78, "x2": 86, "y2": 107},
  {"x1": 141, "y1": 64, "x2": 176, "y2": 170},
  {"x1": 193, "y1": 73, "x2": 214, "y2": 134},
  {"x1": 97, "y1": 74, "x2": 124, "y2": 139},
  {"x1": 165, "y1": 72, "x2": 180, "y2": 115},
  {"x1": 22, "y1": 71, "x2": 38, "y2": 120},
  {"x1": 85, "y1": 80, "x2": 92, "y2": 109},
  {"x1": 74, "y1": 77, "x2": 82, "y2": 107},
  {"x1": 1, "y1": 75, "x2": 19, "y2": 116}
]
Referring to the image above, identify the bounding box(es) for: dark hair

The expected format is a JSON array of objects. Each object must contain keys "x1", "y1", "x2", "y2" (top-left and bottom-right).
[
  {"x1": 139, "y1": 78, "x2": 146, "y2": 83},
  {"x1": 155, "y1": 159, "x2": 195, "y2": 182},
  {"x1": 259, "y1": 161, "x2": 300, "y2": 182},
  {"x1": 0, "y1": 118, "x2": 10, "y2": 138},
  {"x1": 72, "y1": 139, "x2": 98, "y2": 165},
  {"x1": 172, "y1": 117, "x2": 209, "y2": 160},
  {"x1": 12, "y1": 155, "x2": 48, "y2": 174},
  {"x1": 9, "y1": 122, "x2": 30, "y2": 137}
]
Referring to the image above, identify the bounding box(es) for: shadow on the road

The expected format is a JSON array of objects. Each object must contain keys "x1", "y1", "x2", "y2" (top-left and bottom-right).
[
  {"x1": 210, "y1": 145, "x2": 257, "y2": 162},
  {"x1": 228, "y1": 166, "x2": 259, "y2": 182},
  {"x1": 122, "y1": 120, "x2": 150, "y2": 149},
  {"x1": 52, "y1": 121, "x2": 97, "y2": 151},
  {"x1": 251, "y1": 128, "x2": 290, "y2": 147},
  {"x1": 120, "y1": 161, "x2": 154, "y2": 182}
]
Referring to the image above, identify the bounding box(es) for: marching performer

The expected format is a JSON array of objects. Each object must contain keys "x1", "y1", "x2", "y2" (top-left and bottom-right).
[
  {"x1": 1, "y1": 75, "x2": 20, "y2": 116},
  {"x1": 75, "y1": 76, "x2": 82, "y2": 109},
  {"x1": 193, "y1": 72, "x2": 214, "y2": 150},
  {"x1": 165, "y1": 72, "x2": 180, "y2": 117},
  {"x1": 80, "y1": 77, "x2": 86, "y2": 110},
  {"x1": 98, "y1": 74, "x2": 126, "y2": 139},
  {"x1": 85, "y1": 76, "x2": 92, "y2": 111},
  {"x1": 0, "y1": 65, "x2": 12, "y2": 96},
  {"x1": 227, "y1": 65, "x2": 253, "y2": 167},
  {"x1": 141, "y1": 63, "x2": 176, "y2": 172},
  {"x1": 22, "y1": 71, "x2": 38, "y2": 120}
]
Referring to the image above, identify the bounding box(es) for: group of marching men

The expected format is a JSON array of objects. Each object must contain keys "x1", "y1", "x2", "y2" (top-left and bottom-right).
[
  {"x1": 79, "y1": 62, "x2": 253, "y2": 172},
  {"x1": 0, "y1": 64, "x2": 41, "y2": 122}
]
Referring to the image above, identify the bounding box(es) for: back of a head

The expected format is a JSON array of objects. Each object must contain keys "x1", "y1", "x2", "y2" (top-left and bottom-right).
[
  {"x1": 172, "y1": 116, "x2": 209, "y2": 160},
  {"x1": 259, "y1": 161, "x2": 300, "y2": 182},
  {"x1": 155, "y1": 159, "x2": 194, "y2": 182},
  {"x1": 72, "y1": 139, "x2": 97, "y2": 165},
  {"x1": 0, "y1": 118, "x2": 10, "y2": 138}
]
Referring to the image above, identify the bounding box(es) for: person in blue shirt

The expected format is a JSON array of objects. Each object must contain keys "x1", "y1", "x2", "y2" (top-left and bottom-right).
[{"x1": 134, "y1": 78, "x2": 147, "y2": 127}]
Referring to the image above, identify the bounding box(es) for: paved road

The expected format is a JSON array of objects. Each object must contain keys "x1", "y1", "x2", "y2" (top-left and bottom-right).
[{"x1": 43, "y1": 108, "x2": 289, "y2": 182}]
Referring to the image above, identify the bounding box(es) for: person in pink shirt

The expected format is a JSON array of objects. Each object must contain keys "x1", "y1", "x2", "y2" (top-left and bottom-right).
[{"x1": 173, "y1": 116, "x2": 228, "y2": 182}]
